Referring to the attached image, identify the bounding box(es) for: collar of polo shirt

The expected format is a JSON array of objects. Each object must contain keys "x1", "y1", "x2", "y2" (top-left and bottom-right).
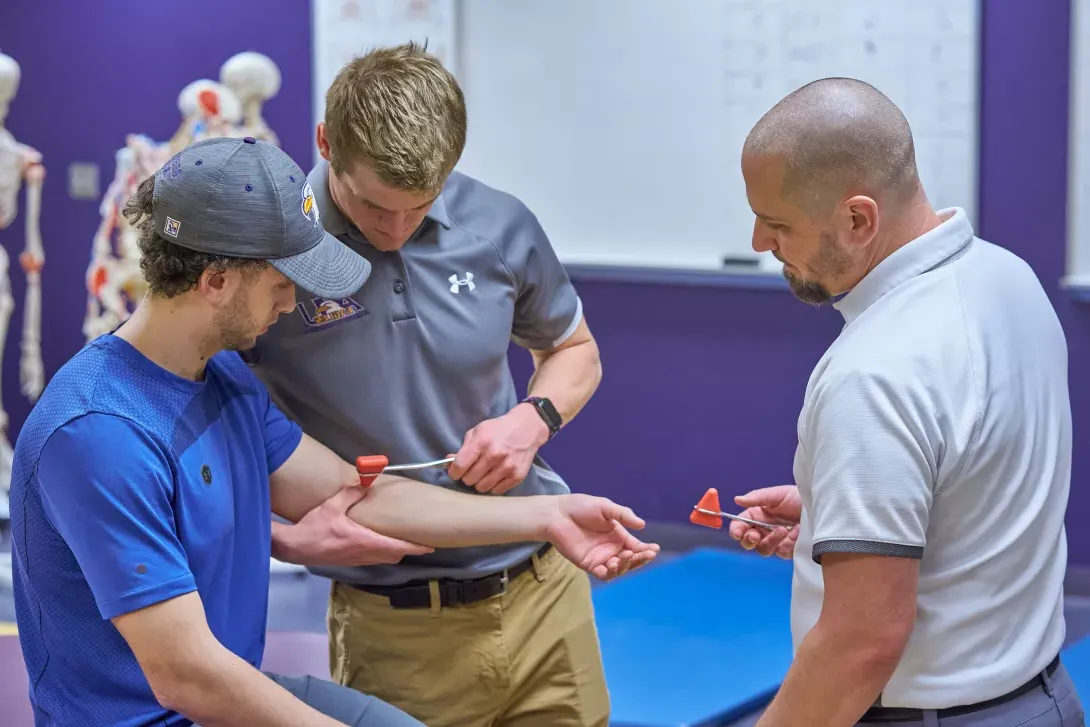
[{"x1": 833, "y1": 207, "x2": 973, "y2": 324}]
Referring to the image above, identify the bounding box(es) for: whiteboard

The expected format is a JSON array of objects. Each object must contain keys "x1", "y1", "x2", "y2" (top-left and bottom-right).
[
  {"x1": 311, "y1": 0, "x2": 458, "y2": 166},
  {"x1": 1067, "y1": 0, "x2": 1090, "y2": 285},
  {"x1": 453, "y1": 0, "x2": 982, "y2": 273}
]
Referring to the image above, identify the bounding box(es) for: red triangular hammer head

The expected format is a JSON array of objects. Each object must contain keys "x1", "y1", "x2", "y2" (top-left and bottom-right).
[
  {"x1": 690, "y1": 488, "x2": 723, "y2": 529},
  {"x1": 356, "y1": 455, "x2": 389, "y2": 487}
]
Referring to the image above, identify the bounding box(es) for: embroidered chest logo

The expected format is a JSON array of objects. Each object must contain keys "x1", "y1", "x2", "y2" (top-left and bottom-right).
[
  {"x1": 449, "y1": 272, "x2": 475, "y2": 294},
  {"x1": 297, "y1": 296, "x2": 367, "y2": 332},
  {"x1": 201, "y1": 465, "x2": 212, "y2": 485}
]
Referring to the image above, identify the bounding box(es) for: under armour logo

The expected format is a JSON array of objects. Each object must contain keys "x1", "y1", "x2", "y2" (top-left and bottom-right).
[{"x1": 449, "y1": 272, "x2": 475, "y2": 294}]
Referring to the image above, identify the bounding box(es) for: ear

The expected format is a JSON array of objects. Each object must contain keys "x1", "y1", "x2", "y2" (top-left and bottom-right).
[
  {"x1": 841, "y1": 195, "x2": 879, "y2": 247},
  {"x1": 316, "y1": 122, "x2": 331, "y2": 162},
  {"x1": 197, "y1": 266, "x2": 234, "y2": 304}
]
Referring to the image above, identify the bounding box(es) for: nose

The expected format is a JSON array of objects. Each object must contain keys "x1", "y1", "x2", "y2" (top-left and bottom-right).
[
  {"x1": 277, "y1": 285, "x2": 297, "y2": 314},
  {"x1": 376, "y1": 211, "x2": 414, "y2": 238},
  {"x1": 751, "y1": 220, "x2": 775, "y2": 253}
]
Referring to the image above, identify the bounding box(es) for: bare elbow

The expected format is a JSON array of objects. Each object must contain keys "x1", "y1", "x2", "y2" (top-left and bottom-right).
[
  {"x1": 860, "y1": 616, "x2": 915, "y2": 670},
  {"x1": 146, "y1": 666, "x2": 188, "y2": 714},
  {"x1": 143, "y1": 657, "x2": 214, "y2": 719}
]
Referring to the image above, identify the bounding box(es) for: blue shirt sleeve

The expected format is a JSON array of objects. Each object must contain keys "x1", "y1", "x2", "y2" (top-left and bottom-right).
[
  {"x1": 219, "y1": 350, "x2": 302, "y2": 473},
  {"x1": 263, "y1": 392, "x2": 302, "y2": 474},
  {"x1": 505, "y1": 204, "x2": 583, "y2": 350},
  {"x1": 37, "y1": 414, "x2": 197, "y2": 620}
]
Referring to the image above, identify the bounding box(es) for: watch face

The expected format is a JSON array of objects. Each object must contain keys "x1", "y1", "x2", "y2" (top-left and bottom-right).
[
  {"x1": 528, "y1": 397, "x2": 561, "y2": 430},
  {"x1": 539, "y1": 398, "x2": 562, "y2": 428}
]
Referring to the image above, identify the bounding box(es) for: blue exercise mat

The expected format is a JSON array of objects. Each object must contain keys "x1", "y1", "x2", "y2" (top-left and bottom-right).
[
  {"x1": 592, "y1": 546, "x2": 795, "y2": 727},
  {"x1": 1062, "y1": 633, "x2": 1090, "y2": 699}
]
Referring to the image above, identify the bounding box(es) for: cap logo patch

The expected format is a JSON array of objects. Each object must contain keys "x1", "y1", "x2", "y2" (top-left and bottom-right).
[
  {"x1": 164, "y1": 217, "x2": 181, "y2": 238},
  {"x1": 301, "y1": 182, "x2": 320, "y2": 227}
]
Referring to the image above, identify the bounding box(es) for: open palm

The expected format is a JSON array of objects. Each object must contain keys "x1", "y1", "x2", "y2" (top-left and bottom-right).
[{"x1": 545, "y1": 495, "x2": 661, "y2": 581}]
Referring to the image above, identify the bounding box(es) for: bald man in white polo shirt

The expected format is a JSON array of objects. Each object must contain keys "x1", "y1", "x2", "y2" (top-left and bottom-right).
[{"x1": 728, "y1": 77, "x2": 1083, "y2": 726}]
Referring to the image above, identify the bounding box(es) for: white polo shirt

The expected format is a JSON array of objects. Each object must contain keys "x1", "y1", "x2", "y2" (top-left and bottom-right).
[{"x1": 790, "y1": 207, "x2": 1071, "y2": 708}]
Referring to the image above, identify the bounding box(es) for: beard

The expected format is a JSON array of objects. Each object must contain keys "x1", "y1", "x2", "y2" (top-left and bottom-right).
[
  {"x1": 782, "y1": 231, "x2": 852, "y2": 305},
  {"x1": 212, "y1": 285, "x2": 260, "y2": 351}
]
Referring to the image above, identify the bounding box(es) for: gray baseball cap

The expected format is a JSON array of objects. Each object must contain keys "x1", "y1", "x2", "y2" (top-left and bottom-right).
[{"x1": 151, "y1": 135, "x2": 370, "y2": 298}]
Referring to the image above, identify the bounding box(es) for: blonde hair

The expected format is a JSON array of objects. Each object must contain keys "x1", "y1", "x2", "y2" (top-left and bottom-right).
[{"x1": 323, "y1": 41, "x2": 466, "y2": 195}]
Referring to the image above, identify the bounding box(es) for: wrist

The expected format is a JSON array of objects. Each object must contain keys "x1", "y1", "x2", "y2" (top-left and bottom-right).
[
  {"x1": 524, "y1": 495, "x2": 562, "y2": 542},
  {"x1": 514, "y1": 402, "x2": 552, "y2": 447},
  {"x1": 270, "y1": 521, "x2": 300, "y2": 563}
]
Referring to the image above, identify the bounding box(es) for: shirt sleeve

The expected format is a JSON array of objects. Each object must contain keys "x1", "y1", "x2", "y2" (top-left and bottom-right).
[
  {"x1": 804, "y1": 371, "x2": 937, "y2": 564},
  {"x1": 504, "y1": 204, "x2": 583, "y2": 350},
  {"x1": 262, "y1": 391, "x2": 303, "y2": 474},
  {"x1": 37, "y1": 414, "x2": 197, "y2": 620},
  {"x1": 224, "y1": 350, "x2": 302, "y2": 473}
]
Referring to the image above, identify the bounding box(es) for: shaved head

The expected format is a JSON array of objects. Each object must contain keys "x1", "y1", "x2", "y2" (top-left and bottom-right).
[{"x1": 743, "y1": 78, "x2": 920, "y2": 217}]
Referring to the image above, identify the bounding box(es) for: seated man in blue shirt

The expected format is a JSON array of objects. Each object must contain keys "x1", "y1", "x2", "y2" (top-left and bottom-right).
[{"x1": 9, "y1": 136, "x2": 658, "y2": 727}]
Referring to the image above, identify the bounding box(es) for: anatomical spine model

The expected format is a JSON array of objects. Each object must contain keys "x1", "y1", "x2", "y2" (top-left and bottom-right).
[
  {"x1": 84, "y1": 53, "x2": 282, "y2": 341},
  {"x1": 220, "y1": 52, "x2": 282, "y2": 146},
  {"x1": 0, "y1": 52, "x2": 45, "y2": 588}
]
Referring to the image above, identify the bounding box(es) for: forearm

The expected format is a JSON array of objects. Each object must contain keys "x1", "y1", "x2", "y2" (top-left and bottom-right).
[
  {"x1": 528, "y1": 339, "x2": 601, "y2": 424},
  {"x1": 349, "y1": 474, "x2": 555, "y2": 547},
  {"x1": 756, "y1": 622, "x2": 901, "y2": 727},
  {"x1": 270, "y1": 520, "x2": 295, "y2": 562},
  {"x1": 159, "y1": 637, "x2": 342, "y2": 726}
]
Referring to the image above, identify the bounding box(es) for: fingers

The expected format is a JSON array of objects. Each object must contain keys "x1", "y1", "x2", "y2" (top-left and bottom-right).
[
  {"x1": 728, "y1": 508, "x2": 765, "y2": 540},
  {"x1": 357, "y1": 529, "x2": 435, "y2": 561},
  {"x1": 458, "y1": 450, "x2": 527, "y2": 494},
  {"x1": 775, "y1": 528, "x2": 799, "y2": 559},
  {"x1": 468, "y1": 458, "x2": 520, "y2": 494},
  {"x1": 733, "y1": 524, "x2": 797, "y2": 558},
  {"x1": 590, "y1": 540, "x2": 660, "y2": 582},
  {"x1": 446, "y1": 431, "x2": 477, "y2": 481},
  {"x1": 616, "y1": 524, "x2": 659, "y2": 555}
]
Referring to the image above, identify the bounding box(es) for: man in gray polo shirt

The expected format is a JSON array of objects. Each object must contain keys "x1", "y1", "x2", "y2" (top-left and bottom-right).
[
  {"x1": 728, "y1": 78, "x2": 1081, "y2": 725},
  {"x1": 242, "y1": 43, "x2": 612, "y2": 726}
]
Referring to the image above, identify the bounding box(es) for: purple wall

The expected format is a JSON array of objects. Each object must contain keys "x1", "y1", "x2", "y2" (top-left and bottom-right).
[
  {"x1": 0, "y1": 0, "x2": 314, "y2": 437},
  {"x1": 1, "y1": 2, "x2": 1085, "y2": 560}
]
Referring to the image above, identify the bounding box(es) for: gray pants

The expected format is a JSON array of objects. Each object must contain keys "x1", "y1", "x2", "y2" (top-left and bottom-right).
[
  {"x1": 265, "y1": 673, "x2": 426, "y2": 726},
  {"x1": 858, "y1": 661, "x2": 1084, "y2": 726}
]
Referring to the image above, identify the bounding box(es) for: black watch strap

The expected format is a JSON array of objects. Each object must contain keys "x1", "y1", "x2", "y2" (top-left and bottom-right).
[{"x1": 523, "y1": 396, "x2": 562, "y2": 439}]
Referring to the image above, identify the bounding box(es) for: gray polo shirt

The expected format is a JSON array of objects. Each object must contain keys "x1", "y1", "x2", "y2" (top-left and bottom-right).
[{"x1": 243, "y1": 160, "x2": 584, "y2": 586}]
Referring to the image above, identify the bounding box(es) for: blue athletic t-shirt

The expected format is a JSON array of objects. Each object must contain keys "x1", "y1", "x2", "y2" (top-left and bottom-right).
[{"x1": 9, "y1": 333, "x2": 302, "y2": 726}]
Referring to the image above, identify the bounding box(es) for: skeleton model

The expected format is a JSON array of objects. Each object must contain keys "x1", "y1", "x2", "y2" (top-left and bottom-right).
[
  {"x1": 220, "y1": 52, "x2": 282, "y2": 146},
  {"x1": 83, "y1": 78, "x2": 248, "y2": 342},
  {"x1": 0, "y1": 52, "x2": 45, "y2": 589}
]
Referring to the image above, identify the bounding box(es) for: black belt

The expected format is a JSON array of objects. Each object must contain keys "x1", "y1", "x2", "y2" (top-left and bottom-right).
[
  {"x1": 343, "y1": 543, "x2": 552, "y2": 609},
  {"x1": 859, "y1": 655, "x2": 1061, "y2": 722}
]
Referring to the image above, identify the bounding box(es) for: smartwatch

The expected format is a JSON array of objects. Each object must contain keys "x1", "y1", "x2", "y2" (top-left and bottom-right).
[{"x1": 523, "y1": 396, "x2": 562, "y2": 440}]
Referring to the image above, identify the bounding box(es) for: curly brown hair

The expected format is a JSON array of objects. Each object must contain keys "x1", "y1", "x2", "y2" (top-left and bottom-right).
[{"x1": 122, "y1": 175, "x2": 267, "y2": 298}]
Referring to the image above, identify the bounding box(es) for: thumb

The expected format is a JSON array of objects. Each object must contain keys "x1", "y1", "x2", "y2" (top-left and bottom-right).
[
  {"x1": 734, "y1": 489, "x2": 775, "y2": 508},
  {"x1": 602, "y1": 500, "x2": 646, "y2": 531},
  {"x1": 324, "y1": 485, "x2": 367, "y2": 513}
]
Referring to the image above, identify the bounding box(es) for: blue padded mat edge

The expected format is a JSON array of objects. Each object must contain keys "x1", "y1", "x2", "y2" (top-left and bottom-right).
[
  {"x1": 593, "y1": 546, "x2": 795, "y2": 727},
  {"x1": 1062, "y1": 633, "x2": 1090, "y2": 700}
]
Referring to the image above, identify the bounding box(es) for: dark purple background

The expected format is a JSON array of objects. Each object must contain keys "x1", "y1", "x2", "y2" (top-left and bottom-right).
[{"x1": 1, "y1": 0, "x2": 1085, "y2": 560}]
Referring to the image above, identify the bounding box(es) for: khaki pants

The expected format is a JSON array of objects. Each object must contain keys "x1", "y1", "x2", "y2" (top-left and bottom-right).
[{"x1": 327, "y1": 545, "x2": 610, "y2": 727}]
